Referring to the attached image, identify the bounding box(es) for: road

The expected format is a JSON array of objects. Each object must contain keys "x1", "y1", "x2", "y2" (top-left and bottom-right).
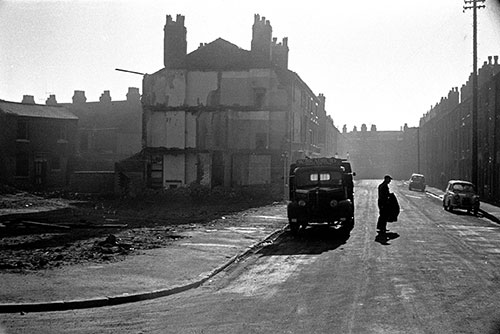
[{"x1": 3, "y1": 179, "x2": 500, "y2": 334}]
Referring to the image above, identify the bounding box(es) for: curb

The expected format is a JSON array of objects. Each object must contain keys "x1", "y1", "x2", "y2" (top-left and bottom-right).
[{"x1": 0, "y1": 226, "x2": 287, "y2": 314}]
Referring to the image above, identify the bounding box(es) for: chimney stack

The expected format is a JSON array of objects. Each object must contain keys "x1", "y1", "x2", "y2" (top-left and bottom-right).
[
  {"x1": 126, "y1": 87, "x2": 140, "y2": 102},
  {"x1": 22, "y1": 95, "x2": 35, "y2": 104},
  {"x1": 251, "y1": 14, "x2": 273, "y2": 67},
  {"x1": 46, "y1": 94, "x2": 58, "y2": 105},
  {"x1": 99, "y1": 90, "x2": 112, "y2": 103},
  {"x1": 164, "y1": 14, "x2": 187, "y2": 69},
  {"x1": 72, "y1": 90, "x2": 87, "y2": 104}
]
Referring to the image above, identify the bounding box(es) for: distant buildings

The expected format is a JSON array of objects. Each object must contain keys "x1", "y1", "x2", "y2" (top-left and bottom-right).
[
  {"x1": 0, "y1": 99, "x2": 78, "y2": 189},
  {"x1": 54, "y1": 88, "x2": 142, "y2": 193},
  {"x1": 121, "y1": 14, "x2": 342, "y2": 196},
  {"x1": 341, "y1": 124, "x2": 419, "y2": 180},
  {"x1": 60, "y1": 87, "x2": 142, "y2": 171}
]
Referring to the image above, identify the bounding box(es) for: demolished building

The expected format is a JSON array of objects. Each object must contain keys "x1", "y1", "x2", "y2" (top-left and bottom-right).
[{"x1": 118, "y1": 14, "x2": 342, "y2": 198}]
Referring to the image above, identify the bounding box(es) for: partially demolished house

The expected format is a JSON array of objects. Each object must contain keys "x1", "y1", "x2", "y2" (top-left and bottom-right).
[{"x1": 120, "y1": 14, "x2": 341, "y2": 196}]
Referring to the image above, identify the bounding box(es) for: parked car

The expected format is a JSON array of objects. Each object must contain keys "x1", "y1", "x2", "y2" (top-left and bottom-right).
[
  {"x1": 442, "y1": 180, "x2": 480, "y2": 215},
  {"x1": 409, "y1": 173, "x2": 426, "y2": 191}
]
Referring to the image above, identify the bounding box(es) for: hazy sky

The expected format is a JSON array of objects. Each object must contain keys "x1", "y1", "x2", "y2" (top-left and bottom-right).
[{"x1": 1, "y1": 0, "x2": 500, "y2": 131}]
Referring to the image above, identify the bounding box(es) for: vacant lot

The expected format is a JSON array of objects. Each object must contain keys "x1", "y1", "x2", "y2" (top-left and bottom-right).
[{"x1": 0, "y1": 187, "x2": 278, "y2": 272}]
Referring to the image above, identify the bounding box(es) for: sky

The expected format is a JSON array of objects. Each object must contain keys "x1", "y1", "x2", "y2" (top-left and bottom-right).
[{"x1": 1, "y1": 0, "x2": 500, "y2": 131}]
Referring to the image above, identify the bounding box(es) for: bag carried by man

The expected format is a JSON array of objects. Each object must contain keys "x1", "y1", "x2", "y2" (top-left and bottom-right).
[{"x1": 386, "y1": 193, "x2": 400, "y2": 222}]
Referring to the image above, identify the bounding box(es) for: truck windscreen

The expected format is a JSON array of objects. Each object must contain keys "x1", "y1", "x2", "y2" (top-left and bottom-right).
[{"x1": 296, "y1": 170, "x2": 343, "y2": 187}]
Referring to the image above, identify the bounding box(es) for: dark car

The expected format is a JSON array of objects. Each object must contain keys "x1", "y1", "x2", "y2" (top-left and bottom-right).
[
  {"x1": 443, "y1": 180, "x2": 480, "y2": 215},
  {"x1": 409, "y1": 173, "x2": 425, "y2": 191}
]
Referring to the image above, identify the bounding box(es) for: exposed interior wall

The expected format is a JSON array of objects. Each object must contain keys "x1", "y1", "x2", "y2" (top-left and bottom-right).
[
  {"x1": 221, "y1": 71, "x2": 253, "y2": 106},
  {"x1": 143, "y1": 70, "x2": 186, "y2": 107},
  {"x1": 197, "y1": 111, "x2": 228, "y2": 150},
  {"x1": 186, "y1": 71, "x2": 218, "y2": 106},
  {"x1": 147, "y1": 110, "x2": 196, "y2": 149},
  {"x1": 148, "y1": 111, "x2": 186, "y2": 148},
  {"x1": 228, "y1": 111, "x2": 270, "y2": 149}
]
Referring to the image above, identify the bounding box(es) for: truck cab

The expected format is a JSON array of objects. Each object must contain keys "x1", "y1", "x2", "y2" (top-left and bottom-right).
[{"x1": 287, "y1": 157, "x2": 355, "y2": 235}]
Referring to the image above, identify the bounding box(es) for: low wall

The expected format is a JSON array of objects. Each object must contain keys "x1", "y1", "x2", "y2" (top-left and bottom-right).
[{"x1": 69, "y1": 171, "x2": 115, "y2": 194}]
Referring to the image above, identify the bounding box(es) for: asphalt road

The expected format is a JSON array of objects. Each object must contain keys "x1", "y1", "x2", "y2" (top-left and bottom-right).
[{"x1": 3, "y1": 179, "x2": 500, "y2": 334}]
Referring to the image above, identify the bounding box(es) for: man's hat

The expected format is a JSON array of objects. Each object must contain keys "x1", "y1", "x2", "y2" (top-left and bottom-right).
[{"x1": 384, "y1": 175, "x2": 392, "y2": 180}]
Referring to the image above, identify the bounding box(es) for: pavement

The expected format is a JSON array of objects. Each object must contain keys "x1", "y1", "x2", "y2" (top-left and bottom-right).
[
  {"x1": 0, "y1": 204, "x2": 288, "y2": 314},
  {"x1": 1, "y1": 185, "x2": 500, "y2": 314}
]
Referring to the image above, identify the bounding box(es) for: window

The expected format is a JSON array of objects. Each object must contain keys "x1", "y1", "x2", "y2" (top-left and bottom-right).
[
  {"x1": 58, "y1": 124, "x2": 68, "y2": 141},
  {"x1": 51, "y1": 155, "x2": 61, "y2": 170},
  {"x1": 15, "y1": 153, "x2": 29, "y2": 177},
  {"x1": 17, "y1": 120, "x2": 29, "y2": 140},
  {"x1": 319, "y1": 173, "x2": 330, "y2": 181}
]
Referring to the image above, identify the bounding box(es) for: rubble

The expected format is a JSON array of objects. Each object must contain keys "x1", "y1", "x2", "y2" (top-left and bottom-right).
[{"x1": 0, "y1": 187, "x2": 275, "y2": 272}]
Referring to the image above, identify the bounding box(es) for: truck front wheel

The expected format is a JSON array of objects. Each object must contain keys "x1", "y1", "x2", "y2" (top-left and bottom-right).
[{"x1": 289, "y1": 221, "x2": 300, "y2": 236}]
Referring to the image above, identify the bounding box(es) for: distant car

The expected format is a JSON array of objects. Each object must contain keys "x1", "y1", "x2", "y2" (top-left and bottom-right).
[
  {"x1": 409, "y1": 173, "x2": 426, "y2": 191},
  {"x1": 443, "y1": 180, "x2": 480, "y2": 215}
]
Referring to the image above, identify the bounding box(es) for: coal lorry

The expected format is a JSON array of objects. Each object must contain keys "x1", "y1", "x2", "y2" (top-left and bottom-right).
[{"x1": 287, "y1": 157, "x2": 355, "y2": 235}]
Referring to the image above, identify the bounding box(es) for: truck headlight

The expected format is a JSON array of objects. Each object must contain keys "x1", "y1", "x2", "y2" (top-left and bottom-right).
[
  {"x1": 330, "y1": 200, "x2": 338, "y2": 207},
  {"x1": 298, "y1": 200, "x2": 306, "y2": 207}
]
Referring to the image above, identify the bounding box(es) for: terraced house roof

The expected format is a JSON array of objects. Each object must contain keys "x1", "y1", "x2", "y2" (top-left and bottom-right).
[{"x1": 0, "y1": 100, "x2": 78, "y2": 120}]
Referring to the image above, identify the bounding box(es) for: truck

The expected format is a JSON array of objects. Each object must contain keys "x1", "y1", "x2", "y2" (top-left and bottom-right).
[{"x1": 287, "y1": 157, "x2": 355, "y2": 235}]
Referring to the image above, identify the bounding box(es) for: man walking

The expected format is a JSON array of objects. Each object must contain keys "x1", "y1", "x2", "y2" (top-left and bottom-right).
[{"x1": 377, "y1": 175, "x2": 392, "y2": 233}]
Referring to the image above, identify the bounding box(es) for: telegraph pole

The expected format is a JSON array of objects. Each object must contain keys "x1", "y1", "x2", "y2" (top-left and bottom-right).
[{"x1": 463, "y1": 0, "x2": 485, "y2": 186}]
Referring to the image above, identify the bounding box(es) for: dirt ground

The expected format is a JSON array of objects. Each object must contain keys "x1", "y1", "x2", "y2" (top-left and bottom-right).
[{"x1": 0, "y1": 186, "x2": 277, "y2": 273}]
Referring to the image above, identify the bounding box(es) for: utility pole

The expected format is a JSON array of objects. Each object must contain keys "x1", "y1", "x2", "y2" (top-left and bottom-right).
[{"x1": 463, "y1": 0, "x2": 485, "y2": 186}]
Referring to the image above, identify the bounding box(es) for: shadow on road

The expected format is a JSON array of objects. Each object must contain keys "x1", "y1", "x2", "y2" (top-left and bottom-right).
[
  {"x1": 374, "y1": 231, "x2": 400, "y2": 245},
  {"x1": 258, "y1": 225, "x2": 351, "y2": 256}
]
